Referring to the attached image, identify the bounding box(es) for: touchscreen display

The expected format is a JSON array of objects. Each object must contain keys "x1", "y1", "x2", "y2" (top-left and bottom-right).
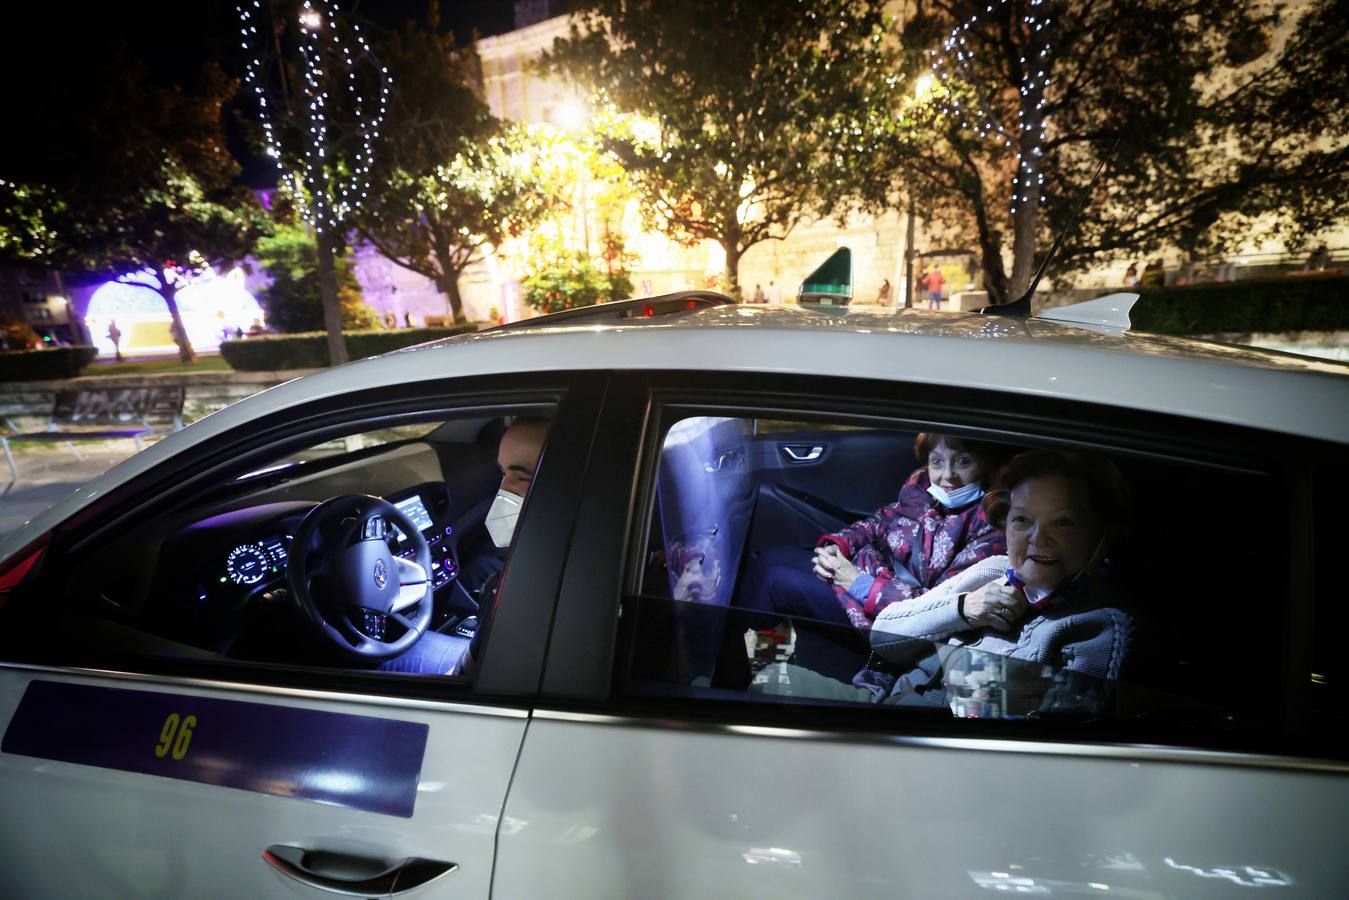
[{"x1": 393, "y1": 494, "x2": 433, "y2": 536}]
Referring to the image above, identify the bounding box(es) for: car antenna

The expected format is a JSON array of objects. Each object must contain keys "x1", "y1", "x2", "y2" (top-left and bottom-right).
[{"x1": 982, "y1": 138, "x2": 1121, "y2": 318}]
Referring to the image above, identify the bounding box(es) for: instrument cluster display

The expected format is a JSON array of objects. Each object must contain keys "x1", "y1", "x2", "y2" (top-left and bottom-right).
[{"x1": 224, "y1": 536, "x2": 288, "y2": 586}]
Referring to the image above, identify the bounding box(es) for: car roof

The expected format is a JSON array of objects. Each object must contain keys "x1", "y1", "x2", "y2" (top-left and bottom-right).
[
  {"x1": 477, "y1": 303, "x2": 1346, "y2": 376},
  {"x1": 3, "y1": 304, "x2": 1345, "y2": 562}
]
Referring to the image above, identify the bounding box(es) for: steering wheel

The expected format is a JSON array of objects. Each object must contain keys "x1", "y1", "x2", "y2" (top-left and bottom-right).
[{"x1": 287, "y1": 495, "x2": 433, "y2": 662}]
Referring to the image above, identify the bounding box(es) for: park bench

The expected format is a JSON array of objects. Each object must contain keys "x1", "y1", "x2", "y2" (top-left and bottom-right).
[{"x1": 2, "y1": 385, "x2": 185, "y2": 480}]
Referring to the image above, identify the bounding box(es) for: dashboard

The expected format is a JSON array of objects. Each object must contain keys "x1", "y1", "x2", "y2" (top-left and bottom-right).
[{"x1": 197, "y1": 483, "x2": 461, "y2": 616}]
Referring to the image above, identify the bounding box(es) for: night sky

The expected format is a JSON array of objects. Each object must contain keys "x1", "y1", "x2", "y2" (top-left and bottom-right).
[{"x1": 1, "y1": 0, "x2": 519, "y2": 186}]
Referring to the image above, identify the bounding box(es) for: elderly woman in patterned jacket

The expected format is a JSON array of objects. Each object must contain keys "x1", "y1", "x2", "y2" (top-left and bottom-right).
[
  {"x1": 734, "y1": 433, "x2": 1011, "y2": 682},
  {"x1": 758, "y1": 448, "x2": 1134, "y2": 716}
]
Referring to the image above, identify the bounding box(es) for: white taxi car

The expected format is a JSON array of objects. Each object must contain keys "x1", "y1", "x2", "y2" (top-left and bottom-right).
[{"x1": 1, "y1": 288, "x2": 1346, "y2": 898}]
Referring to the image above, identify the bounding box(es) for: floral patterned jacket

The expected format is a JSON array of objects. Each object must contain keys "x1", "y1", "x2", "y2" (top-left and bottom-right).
[{"x1": 816, "y1": 468, "x2": 1005, "y2": 630}]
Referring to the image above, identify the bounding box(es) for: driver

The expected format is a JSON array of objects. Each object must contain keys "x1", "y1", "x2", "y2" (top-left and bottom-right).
[
  {"x1": 458, "y1": 415, "x2": 552, "y2": 600},
  {"x1": 376, "y1": 415, "x2": 550, "y2": 675}
]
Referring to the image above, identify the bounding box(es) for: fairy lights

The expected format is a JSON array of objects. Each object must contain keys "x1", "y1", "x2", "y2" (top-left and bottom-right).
[
  {"x1": 236, "y1": 0, "x2": 389, "y2": 233},
  {"x1": 922, "y1": 0, "x2": 1052, "y2": 216}
]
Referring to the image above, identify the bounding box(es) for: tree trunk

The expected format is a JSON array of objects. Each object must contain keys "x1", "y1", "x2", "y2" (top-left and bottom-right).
[
  {"x1": 972, "y1": 199, "x2": 1010, "y2": 305},
  {"x1": 902, "y1": 195, "x2": 916, "y2": 309},
  {"x1": 438, "y1": 271, "x2": 468, "y2": 326},
  {"x1": 1009, "y1": 189, "x2": 1039, "y2": 301},
  {"x1": 316, "y1": 228, "x2": 349, "y2": 366},
  {"x1": 433, "y1": 245, "x2": 468, "y2": 325},
  {"x1": 1009, "y1": 86, "x2": 1046, "y2": 301},
  {"x1": 722, "y1": 240, "x2": 743, "y2": 299},
  {"x1": 160, "y1": 283, "x2": 196, "y2": 364}
]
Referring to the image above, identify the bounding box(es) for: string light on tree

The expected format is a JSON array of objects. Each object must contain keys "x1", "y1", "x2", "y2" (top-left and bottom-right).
[
  {"x1": 921, "y1": 0, "x2": 1052, "y2": 216},
  {"x1": 236, "y1": 0, "x2": 389, "y2": 233}
]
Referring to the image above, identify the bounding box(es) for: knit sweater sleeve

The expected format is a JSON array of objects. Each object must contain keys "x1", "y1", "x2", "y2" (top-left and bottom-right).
[
  {"x1": 1035, "y1": 602, "x2": 1135, "y2": 715},
  {"x1": 868, "y1": 556, "x2": 1008, "y2": 667},
  {"x1": 1055, "y1": 607, "x2": 1134, "y2": 681}
]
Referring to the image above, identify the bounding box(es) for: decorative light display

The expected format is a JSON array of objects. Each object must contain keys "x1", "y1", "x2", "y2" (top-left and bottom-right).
[
  {"x1": 923, "y1": 0, "x2": 1052, "y2": 215},
  {"x1": 87, "y1": 266, "x2": 264, "y2": 354},
  {"x1": 236, "y1": 0, "x2": 389, "y2": 233}
]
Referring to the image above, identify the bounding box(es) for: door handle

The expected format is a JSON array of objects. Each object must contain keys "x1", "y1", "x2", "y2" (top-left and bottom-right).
[
  {"x1": 780, "y1": 444, "x2": 824, "y2": 462},
  {"x1": 263, "y1": 844, "x2": 458, "y2": 897}
]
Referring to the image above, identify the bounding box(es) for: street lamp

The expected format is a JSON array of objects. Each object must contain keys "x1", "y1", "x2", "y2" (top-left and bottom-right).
[{"x1": 556, "y1": 98, "x2": 588, "y2": 131}]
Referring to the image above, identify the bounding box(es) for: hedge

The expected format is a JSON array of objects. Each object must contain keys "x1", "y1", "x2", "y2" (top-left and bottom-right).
[
  {"x1": 0, "y1": 345, "x2": 99, "y2": 382},
  {"x1": 218, "y1": 326, "x2": 478, "y2": 371},
  {"x1": 1131, "y1": 276, "x2": 1349, "y2": 336}
]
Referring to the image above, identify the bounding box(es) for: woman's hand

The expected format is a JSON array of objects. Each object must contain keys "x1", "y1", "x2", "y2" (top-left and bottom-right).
[
  {"x1": 813, "y1": 545, "x2": 862, "y2": 591},
  {"x1": 961, "y1": 581, "x2": 1028, "y2": 632}
]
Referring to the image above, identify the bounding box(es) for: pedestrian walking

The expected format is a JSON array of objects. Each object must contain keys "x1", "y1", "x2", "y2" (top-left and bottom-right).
[
  {"x1": 1124, "y1": 263, "x2": 1138, "y2": 287},
  {"x1": 923, "y1": 266, "x2": 945, "y2": 310},
  {"x1": 1305, "y1": 245, "x2": 1330, "y2": 271},
  {"x1": 107, "y1": 320, "x2": 124, "y2": 362}
]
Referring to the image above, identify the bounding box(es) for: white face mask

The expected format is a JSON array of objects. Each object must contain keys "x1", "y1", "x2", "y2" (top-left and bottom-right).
[
  {"x1": 927, "y1": 481, "x2": 985, "y2": 509},
  {"x1": 485, "y1": 489, "x2": 523, "y2": 549}
]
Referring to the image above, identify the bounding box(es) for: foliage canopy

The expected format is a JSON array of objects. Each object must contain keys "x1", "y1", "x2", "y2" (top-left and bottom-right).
[
  {"x1": 357, "y1": 21, "x2": 550, "y2": 324},
  {"x1": 0, "y1": 56, "x2": 267, "y2": 361},
  {"x1": 255, "y1": 223, "x2": 380, "y2": 333},
  {"x1": 865, "y1": 0, "x2": 1347, "y2": 303},
  {"x1": 540, "y1": 0, "x2": 894, "y2": 296}
]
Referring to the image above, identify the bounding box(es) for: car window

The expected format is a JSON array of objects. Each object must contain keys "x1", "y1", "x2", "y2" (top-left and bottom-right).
[
  {"x1": 620, "y1": 408, "x2": 1297, "y2": 750},
  {"x1": 26, "y1": 406, "x2": 557, "y2": 687},
  {"x1": 1312, "y1": 466, "x2": 1347, "y2": 742},
  {"x1": 245, "y1": 422, "x2": 443, "y2": 473}
]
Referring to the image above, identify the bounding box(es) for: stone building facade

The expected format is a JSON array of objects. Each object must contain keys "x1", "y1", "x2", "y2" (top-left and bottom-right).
[{"x1": 468, "y1": 12, "x2": 927, "y2": 315}]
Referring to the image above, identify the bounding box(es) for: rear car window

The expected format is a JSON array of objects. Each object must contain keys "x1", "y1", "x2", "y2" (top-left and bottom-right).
[{"x1": 618, "y1": 410, "x2": 1295, "y2": 751}]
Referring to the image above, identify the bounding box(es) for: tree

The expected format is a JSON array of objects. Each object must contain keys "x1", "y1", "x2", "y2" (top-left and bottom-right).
[
  {"x1": 0, "y1": 60, "x2": 267, "y2": 361},
  {"x1": 540, "y1": 0, "x2": 894, "y2": 297},
  {"x1": 516, "y1": 121, "x2": 640, "y2": 311},
  {"x1": 254, "y1": 222, "x2": 380, "y2": 332},
  {"x1": 522, "y1": 252, "x2": 634, "y2": 314},
  {"x1": 237, "y1": 0, "x2": 390, "y2": 364},
  {"x1": 869, "y1": 0, "x2": 1347, "y2": 304},
  {"x1": 355, "y1": 21, "x2": 549, "y2": 325}
]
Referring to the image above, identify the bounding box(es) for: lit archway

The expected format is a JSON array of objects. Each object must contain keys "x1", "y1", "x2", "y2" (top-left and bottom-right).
[{"x1": 85, "y1": 267, "x2": 265, "y2": 356}]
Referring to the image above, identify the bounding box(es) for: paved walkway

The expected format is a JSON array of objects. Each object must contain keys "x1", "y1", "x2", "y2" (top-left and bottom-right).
[
  {"x1": 1, "y1": 367, "x2": 306, "y2": 543},
  {"x1": 1, "y1": 442, "x2": 153, "y2": 542}
]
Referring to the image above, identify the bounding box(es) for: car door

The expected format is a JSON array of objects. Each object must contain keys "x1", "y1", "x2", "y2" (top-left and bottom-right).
[
  {"x1": 496, "y1": 371, "x2": 1349, "y2": 898},
  {"x1": 744, "y1": 422, "x2": 918, "y2": 550},
  {"x1": 0, "y1": 373, "x2": 605, "y2": 899}
]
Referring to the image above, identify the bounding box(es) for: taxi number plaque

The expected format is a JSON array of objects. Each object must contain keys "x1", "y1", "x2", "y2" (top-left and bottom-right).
[{"x1": 2, "y1": 680, "x2": 428, "y2": 817}]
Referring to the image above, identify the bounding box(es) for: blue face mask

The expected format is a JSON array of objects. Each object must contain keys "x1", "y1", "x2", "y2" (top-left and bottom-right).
[{"x1": 926, "y1": 481, "x2": 985, "y2": 509}]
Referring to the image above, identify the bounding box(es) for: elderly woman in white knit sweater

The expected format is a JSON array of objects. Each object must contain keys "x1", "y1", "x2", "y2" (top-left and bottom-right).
[{"x1": 756, "y1": 449, "x2": 1133, "y2": 716}]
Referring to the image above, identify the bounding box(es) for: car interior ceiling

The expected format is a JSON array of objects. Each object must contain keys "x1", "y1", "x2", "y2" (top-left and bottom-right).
[{"x1": 632, "y1": 417, "x2": 1284, "y2": 729}]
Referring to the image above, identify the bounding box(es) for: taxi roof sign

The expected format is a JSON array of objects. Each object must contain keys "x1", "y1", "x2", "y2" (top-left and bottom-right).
[{"x1": 797, "y1": 247, "x2": 852, "y2": 307}]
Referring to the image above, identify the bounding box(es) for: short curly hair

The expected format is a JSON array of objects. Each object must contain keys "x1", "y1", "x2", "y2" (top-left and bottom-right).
[
  {"x1": 913, "y1": 432, "x2": 1016, "y2": 473},
  {"x1": 981, "y1": 448, "x2": 1131, "y2": 532}
]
